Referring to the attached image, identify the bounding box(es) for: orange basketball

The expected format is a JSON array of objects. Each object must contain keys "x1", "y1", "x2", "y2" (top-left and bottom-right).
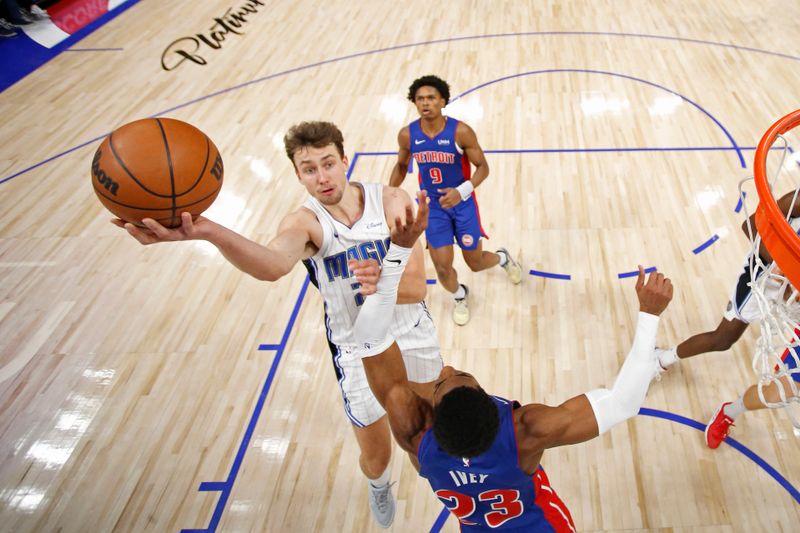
[{"x1": 91, "y1": 118, "x2": 223, "y2": 228}]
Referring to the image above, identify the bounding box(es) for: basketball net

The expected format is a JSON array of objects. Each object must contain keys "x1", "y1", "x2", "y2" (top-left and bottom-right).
[{"x1": 741, "y1": 130, "x2": 800, "y2": 426}]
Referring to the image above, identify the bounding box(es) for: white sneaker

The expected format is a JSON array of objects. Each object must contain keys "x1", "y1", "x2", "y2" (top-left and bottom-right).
[
  {"x1": 497, "y1": 247, "x2": 522, "y2": 284},
  {"x1": 29, "y1": 6, "x2": 50, "y2": 20},
  {"x1": 653, "y1": 347, "x2": 679, "y2": 381},
  {"x1": 368, "y1": 480, "x2": 396, "y2": 529},
  {"x1": 453, "y1": 284, "x2": 470, "y2": 326}
]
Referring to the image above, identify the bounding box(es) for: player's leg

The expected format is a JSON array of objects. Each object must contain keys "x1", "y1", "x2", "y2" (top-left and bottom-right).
[
  {"x1": 337, "y1": 351, "x2": 397, "y2": 527},
  {"x1": 658, "y1": 268, "x2": 754, "y2": 369},
  {"x1": 426, "y1": 207, "x2": 471, "y2": 325},
  {"x1": 455, "y1": 199, "x2": 521, "y2": 283},
  {"x1": 428, "y1": 243, "x2": 459, "y2": 293},
  {"x1": 656, "y1": 317, "x2": 748, "y2": 369},
  {"x1": 706, "y1": 346, "x2": 800, "y2": 448},
  {"x1": 426, "y1": 204, "x2": 460, "y2": 292},
  {"x1": 351, "y1": 419, "x2": 396, "y2": 529},
  {"x1": 677, "y1": 317, "x2": 748, "y2": 358}
]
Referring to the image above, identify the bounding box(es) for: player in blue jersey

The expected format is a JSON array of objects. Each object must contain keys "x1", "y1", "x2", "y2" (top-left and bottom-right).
[
  {"x1": 389, "y1": 75, "x2": 521, "y2": 326},
  {"x1": 349, "y1": 204, "x2": 674, "y2": 531}
]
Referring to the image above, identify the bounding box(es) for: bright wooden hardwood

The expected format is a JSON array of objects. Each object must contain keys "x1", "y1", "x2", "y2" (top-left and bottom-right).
[{"x1": 1, "y1": 1, "x2": 799, "y2": 531}]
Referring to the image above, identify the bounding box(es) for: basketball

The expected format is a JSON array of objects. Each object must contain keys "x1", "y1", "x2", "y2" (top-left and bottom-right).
[{"x1": 91, "y1": 118, "x2": 223, "y2": 228}]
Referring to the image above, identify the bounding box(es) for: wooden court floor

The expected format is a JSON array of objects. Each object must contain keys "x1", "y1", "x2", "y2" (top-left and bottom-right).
[{"x1": 1, "y1": 1, "x2": 800, "y2": 531}]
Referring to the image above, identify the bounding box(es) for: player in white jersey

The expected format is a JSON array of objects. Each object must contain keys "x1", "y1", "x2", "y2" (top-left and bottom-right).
[
  {"x1": 113, "y1": 121, "x2": 443, "y2": 529},
  {"x1": 656, "y1": 190, "x2": 800, "y2": 371}
]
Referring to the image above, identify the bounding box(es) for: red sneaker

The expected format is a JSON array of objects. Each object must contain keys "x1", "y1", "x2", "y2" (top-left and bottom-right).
[{"x1": 705, "y1": 402, "x2": 735, "y2": 449}]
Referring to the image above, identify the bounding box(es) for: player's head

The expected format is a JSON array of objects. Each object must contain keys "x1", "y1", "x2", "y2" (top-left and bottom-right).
[
  {"x1": 284, "y1": 121, "x2": 349, "y2": 205},
  {"x1": 407, "y1": 75, "x2": 450, "y2": 117},
  {"x1": 431, "y1": 366, "x2": 500, "y2": 458}
]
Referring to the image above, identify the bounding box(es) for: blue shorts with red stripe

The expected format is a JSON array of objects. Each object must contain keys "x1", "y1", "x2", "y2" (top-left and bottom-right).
[{"x1": 426, "y1": 196, "x2": 487, "y2": 250}]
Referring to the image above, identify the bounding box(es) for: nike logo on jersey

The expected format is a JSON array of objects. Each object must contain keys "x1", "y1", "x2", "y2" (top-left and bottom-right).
[
  {"x1": 414, "y1": 139, "x2": 425, "y2": 145},
  {"x1": 385, "y1": 259, "x2": 402, "y2": 265}
]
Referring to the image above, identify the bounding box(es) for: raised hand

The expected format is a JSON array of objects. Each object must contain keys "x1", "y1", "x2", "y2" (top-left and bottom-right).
[
  {"x1": 111, "y1": 212, "x2": 208, "y2": 245},
  {"x1": 391, "y1": 190, "x2": 429, "y2": 248},
  {"x1": 635, "y1": 265, "x2": 673, "y2": 315}
]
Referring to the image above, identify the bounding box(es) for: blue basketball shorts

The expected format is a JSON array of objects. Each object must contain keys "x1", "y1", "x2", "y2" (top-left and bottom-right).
[{"x1": 425, "y1": 197, "x2": 488, "y2": 250}]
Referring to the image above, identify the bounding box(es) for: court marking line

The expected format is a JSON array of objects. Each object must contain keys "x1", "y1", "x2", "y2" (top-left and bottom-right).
[
  {"x1": 181, "y1": 154, "x2": 365, "y2": 532},
  {"x1": 183, "y1": 153, "x2": 800, "y2": 532},
  {"x1": 4, "y1": 28, "x2": 788, "y2": 531},
  {"x1": 450, "y1": 68, "x2": 746, "y2": 169},
  {"x1": 693, "y1": 234, "x2": 720, "y2": 254},
  {"x1": 4, "y1": 28, "x2": 800, "y2": 184},
  {"x1": 180, "y1": 276, "x2": 311, "y2": 533}
]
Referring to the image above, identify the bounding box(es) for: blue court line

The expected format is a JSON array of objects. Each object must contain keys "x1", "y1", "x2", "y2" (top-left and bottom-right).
[
  {"x1": 639, "y1": 407, "x2": 800, "y2": 504},
  {"x1": 6, "y1": 25, "x2": 800, "y2": 183},
  {"x1": 618, "y1": 266, "x2": 656, "y2": 279},
  {"x1": 450, "y1": 69, "x2": 746, "y2": 169},
  {"x1": 735, "y1": 191, "x2": 747, "y2": 213},
  {"x1": 357, "y1": 146, "x2": 760, "y2": 157},
  {"x1": 529, "y1": 269, "x2": 571, "y2": 280},
  {"x1": 181, "y1": 276, "x2": 312, "y2": 533},
  {"x1": 429, "y1": 506, "x2": 451, "y2": 533},
  {"x1": 182, "y1": 155, "x2": 364, "y2": 532},
  {"x1": 257, "y1": 344, "x2": 281, "y2": 350},
  {"x1": 692, "y1": 233, "x2": 719, "y2": 254}
]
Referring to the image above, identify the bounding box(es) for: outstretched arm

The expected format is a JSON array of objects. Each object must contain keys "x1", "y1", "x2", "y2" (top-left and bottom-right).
[
  {"x1": 112, "y1": 209, "x2": 316, "y2": 281},
  {"x1": 516, "y1": 267, "x2": 673, "y2": 467},
  {"x1": 352, "y1": 192, "x2": 431, "y2": 457}
]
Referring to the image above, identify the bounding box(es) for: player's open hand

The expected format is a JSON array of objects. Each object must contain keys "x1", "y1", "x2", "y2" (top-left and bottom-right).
[
  {"x1": 391, "y1": 191, "x2": 429, "y2": 248},
  {"x1": 635, "y1": 265, "x2": 673, "y2": 315},
  {"x1": 437, "y1": 187, "x2": 461, "y2": 209},
  {"x1": 111, "y1": 212, "x2": 206, "y2": 245},
  {"x1": 348, "y1": 259, "x2": 380, "y2": 296}
]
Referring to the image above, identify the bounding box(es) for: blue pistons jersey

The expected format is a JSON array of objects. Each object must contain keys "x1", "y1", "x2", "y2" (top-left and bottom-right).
[
  {"x1": 417, "y1": 396, "x2": 576, "y2": 532},
  {"x1": 409, "y1": 117, "x2": 471, "y2": 208}
]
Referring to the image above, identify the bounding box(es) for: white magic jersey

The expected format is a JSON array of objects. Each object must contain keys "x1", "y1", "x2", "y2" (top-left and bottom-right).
[
  {"x1": 302, "y1": 183, "x2": 442, "y2": 426},
  {"x1": 302, "y1": 182, "x2": 432, "y2": 349}
]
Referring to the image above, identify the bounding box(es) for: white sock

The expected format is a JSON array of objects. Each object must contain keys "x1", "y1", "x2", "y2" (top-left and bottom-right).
[
  {"x1": 657, "y1": 346, "x2": 679, "y2": 368},
  {"x1": 723, "y1": 396, "x2": 746, "y2": 420},
  {"x1": 496, "y1": 249, "x2": 508, "y2": 267},
  {"x1": 369, "y1": 467, "x2": 391, "y2": 488},
  {"x1": 453, "y1": 284, "x2": 466, "y2": 300}
]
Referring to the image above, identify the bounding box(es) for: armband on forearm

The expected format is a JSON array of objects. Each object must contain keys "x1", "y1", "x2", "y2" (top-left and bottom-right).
[
  {"x1": 353, "y1": 244, "x2": 413, "y2": 357},
  {"x1": 585, "y1": 312, "x2": 660, "y2": 434},
  {"x1": 455, "y1": 181, "x2": 474, "y2": 202}
]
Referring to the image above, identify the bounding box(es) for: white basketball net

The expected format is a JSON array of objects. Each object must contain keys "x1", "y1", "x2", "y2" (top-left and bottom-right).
[{"x1": 740, "y1": 133, "x2": 800, "y2": 424}]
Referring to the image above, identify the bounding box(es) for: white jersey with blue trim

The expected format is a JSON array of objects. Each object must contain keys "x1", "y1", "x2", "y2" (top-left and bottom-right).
[{"x1": 302, "y1": 182, "x2": 432, "y2": 354}]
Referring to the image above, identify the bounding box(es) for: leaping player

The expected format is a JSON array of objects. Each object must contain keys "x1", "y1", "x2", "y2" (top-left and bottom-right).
[{"x1": 349, "y1": 197, "x2": 673, "y2": 530}]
